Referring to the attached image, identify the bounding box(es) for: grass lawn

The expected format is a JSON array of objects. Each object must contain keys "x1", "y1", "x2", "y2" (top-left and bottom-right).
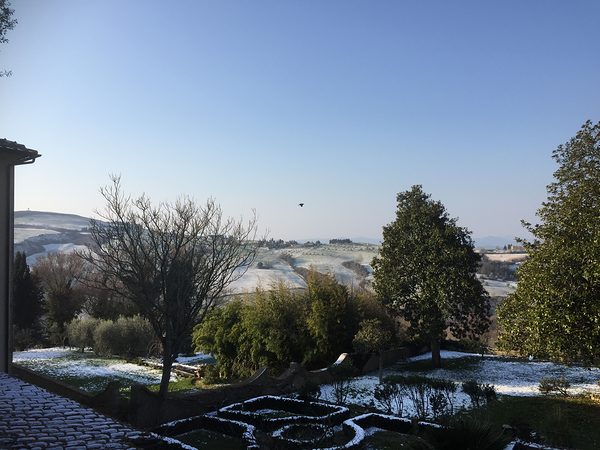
[
  {"x1": 146, "y1": 376, "x2": 225, "y2": 394},
  {"x1": 466, "y1": 395, "x2": 600, "y2": 450}
]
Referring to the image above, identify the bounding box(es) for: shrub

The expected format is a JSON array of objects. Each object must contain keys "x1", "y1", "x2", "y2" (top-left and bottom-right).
[
  {"x1": 384, "y1": 375, "x2": 433, "y2": 420},
  {"x1": 539, "y1": 376, "x2": 570, "y2": 396},
  {"x1": 67, "y1": 317, "x2": 99, "y2": 351},
  {"x1": 384, "y1": 375, "x2": 457, "y2": 420},
  {"x1": 93, "y1": 315, "x2": 154, "y2": 358},
  {"x1": 298, "y1": 380, "x2": 321, "y2": 401},
  {"x1": 429, "y1": 379, "x2": 458, "y2": 415},
  {"x1": 429, "y1": 392, "x2": 449, "y2": 419},
  {"x1": 201, "y1": 364, "x2": 223, "y2": 384},
  {"x1": 462, "y1": 380, "x2": 497, "y2": 408},
  {"x1": 329, "y1": 362, "x2": 358, "y2": 404},
  {"x1": 374, "y1": 381, "x2": 404, "y2": 415},
  {"x1": 427, "y1": 415, "x2": 510, "y2": 450}
]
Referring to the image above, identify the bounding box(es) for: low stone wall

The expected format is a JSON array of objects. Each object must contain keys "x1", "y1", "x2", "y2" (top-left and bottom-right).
[{"x1": 129, "y1": 347, "x2": 410, "y2": 429}]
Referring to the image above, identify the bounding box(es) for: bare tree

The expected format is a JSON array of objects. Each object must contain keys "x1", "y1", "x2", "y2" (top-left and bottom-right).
[{"x1": 80, "y1": 177, "x2": 259, "y2": 398}]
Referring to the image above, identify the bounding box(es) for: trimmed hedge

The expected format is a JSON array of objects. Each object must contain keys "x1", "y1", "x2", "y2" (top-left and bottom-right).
[{"x1": 217, "y1": 395, "x2": 349, "y2": 431}]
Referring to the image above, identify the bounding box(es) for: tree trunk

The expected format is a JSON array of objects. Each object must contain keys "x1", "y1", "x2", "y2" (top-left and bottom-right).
[
  {"x1": 159, "y1": 342, "x2": 173, "y2": 399},
  {"x1": 378, "y1": 351, "x2": 384, "y2": 383},
  {"x1": 431, "y1": 338, "x2": 441, "y2": 369}
]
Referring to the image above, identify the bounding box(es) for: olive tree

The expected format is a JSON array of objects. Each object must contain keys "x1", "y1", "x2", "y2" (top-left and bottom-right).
[{"x1": 81, "y1": 177, "x2": 258, "y2": 398}]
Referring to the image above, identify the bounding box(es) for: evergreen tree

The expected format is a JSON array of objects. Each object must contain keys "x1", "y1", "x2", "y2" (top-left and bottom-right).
[
  {"x1": 372, "y1": 185, "x2": 490, "y2": 368},
  {"x1": 12, "y1": 251, "x2": 44, "y2": 336},
  {"x1": 305, "y1": 271, "x2": 358, "y2": 366},
  {"x1": 497, "y1": 121, "x2": 600, "y2": 362}
]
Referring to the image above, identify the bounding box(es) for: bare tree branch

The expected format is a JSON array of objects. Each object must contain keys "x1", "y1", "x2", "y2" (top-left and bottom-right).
[{"x1": 79, "y1": 176, "x2": 259, "y2": 398}]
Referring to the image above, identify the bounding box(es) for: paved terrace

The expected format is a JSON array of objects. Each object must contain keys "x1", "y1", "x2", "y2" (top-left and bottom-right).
[{"x1": 0, "y1": 373, "x2": 160, "y2": 449}]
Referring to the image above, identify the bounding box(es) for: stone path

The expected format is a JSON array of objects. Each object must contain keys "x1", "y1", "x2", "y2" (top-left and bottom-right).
[{"x1": 0, "y1": 373, "x2": 159, "y2": 449}]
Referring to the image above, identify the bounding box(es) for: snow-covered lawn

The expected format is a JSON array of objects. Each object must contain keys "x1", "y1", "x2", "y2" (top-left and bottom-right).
[
  {"x1": 320, "y1": 351, "x2": 600, "y2": 417},
  {"x1": 13, "y1": 347, "x2": 172, "y2": 392}
]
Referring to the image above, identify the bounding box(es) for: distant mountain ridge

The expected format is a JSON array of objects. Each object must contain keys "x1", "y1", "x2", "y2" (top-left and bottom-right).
[{"x1": 15, "y1": 210, "x2": 91, "y2": 231}]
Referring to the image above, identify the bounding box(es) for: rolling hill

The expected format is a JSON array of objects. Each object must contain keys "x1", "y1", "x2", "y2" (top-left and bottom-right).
[{"x1": 13, "y1": 211, "x2": 516, "y2": 297}]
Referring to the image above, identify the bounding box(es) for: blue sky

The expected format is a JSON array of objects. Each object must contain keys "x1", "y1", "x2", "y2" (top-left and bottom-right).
[{"x1": 2, "y1": 1, "x2": 599, "y2": 241}]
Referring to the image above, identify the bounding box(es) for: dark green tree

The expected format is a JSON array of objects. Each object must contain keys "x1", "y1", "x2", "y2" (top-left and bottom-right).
[
  {"x1": 305, "y1": 271, "x2": 358, "y2": 366},
  {"x1": 193, "y1": 276, "x2": 388, "y2": 380},
  {"x1": 12, "y1": 251, "x2": 44, "y2": 337},
  {"x1": 192, "y1": 298, "x2": 249, "y2": 379},
  {"x1": 353, "y1": 318, "x2": 392, "y2": 382},
  {"x1": 242, "y1": 284, "x2": 312, "y2": 373},
  {"x1": 34, "y1": 252, "x2": 87, "y2": 345},
  {"x1": 372, "y1": 185, "x2": 490, "y2": 368},
  {"x1": 497, "y1": 121, "x2": 600, "y2": 362}
]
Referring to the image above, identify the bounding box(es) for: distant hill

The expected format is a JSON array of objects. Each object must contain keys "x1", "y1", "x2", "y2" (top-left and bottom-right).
[
  {"x1": 14, "y1": 211, "x2": 93, "y2": 265},
  {"x1": 13, "y1": 211, "x2": 516, "y2": 298},
  {"x1": 14, "y1": 210, "x2": 91, "y2": 231}
]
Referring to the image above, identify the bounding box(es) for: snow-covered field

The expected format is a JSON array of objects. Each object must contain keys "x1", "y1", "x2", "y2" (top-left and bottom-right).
[
  {"x1": 14, "y1": 211, "x2": 91, "y2": 231},
  {"x1": 480, "y1": 278, "x2": 517, "y2": 297},
  {"x1": 14, "y1": 211, "x2": 519, "y2": 299},
  {"x1": 26, "y1": 243, "x2": 90, "y2": 266},
  {"x1": 14, "y1": 227, "x2": 60, "y2": 244},
  {"x1": 228, "y1": 244, "x2": 379, "y2": 293},
  {"x1": 483, "y1": 253, "x2": 528, "y2": 263},
  {"x1": 12, "y1": 347, "x2": 171, "y2": 392},
  {"x1": 320, "y1": 351, "x2": 600, "y2": 417},
  {"x1": 13, "y1": 348, "x2": 215, "y2": 393}
]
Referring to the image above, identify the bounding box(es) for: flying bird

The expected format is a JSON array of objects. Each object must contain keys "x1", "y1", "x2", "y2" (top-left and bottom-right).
[{"x1": 298, "y1": 203, "x2": 304, "y2": 207}]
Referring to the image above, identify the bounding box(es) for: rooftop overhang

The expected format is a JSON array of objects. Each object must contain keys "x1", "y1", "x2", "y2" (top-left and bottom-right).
[
  {"x1": 1, "y1": 138, "x2": 41, "y2": 374},
  {"x1": 0, "y1": 139, "x2": 41, "y2": 166}
]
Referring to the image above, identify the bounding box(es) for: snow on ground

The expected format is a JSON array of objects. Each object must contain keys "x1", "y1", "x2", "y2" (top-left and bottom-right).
[
  {"x1": 174, "y1": 353, "x2": 215, "y2": 364},
  {"x1": 228, "y1": 244, "x2": 379, "y2": 294},
  {"x1": 320, "y1": 351, "x2": 600, "y2": 417},
  {"x1": 14, "y1": 227, "x2": 60, "y2": 244},
  {"x1": 227, "y1": 262, "x2": 307, "y2": 293},
  {"x1": 483, "y1": 253, "x2": 528, "y2": 263},
  {"x1": 404, "y1": 351, "x2": 600, "y2": 396},
  {"x1": 14, "y1": 211, "x2": 90, "y2": 231},
  {"x1": 13, "y1": 347, "x2": 172, "y2": 392},
  {"x1": 480, "y1": 278, "x2": 516, "y2": 297},
  {"x1": 26, "y1": 243, "x2": 89, "y2": 266},
  {"x1": 12, "y1": 347, "x2": 73, "y2": 361}
]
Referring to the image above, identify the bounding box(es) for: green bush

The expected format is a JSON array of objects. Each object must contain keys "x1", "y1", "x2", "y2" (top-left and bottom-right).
[
  {"x1": 93, "y1": 315, "x2": 155, "y2": 358},
  {"x1": 66, "y1": 317, "x2": 99, "y2": 351},
  {"x1": 462, "y1": 380, "x2": 497, "y2": 408},
  {"x1": 329, "y1": 362, "x2": 359, "y2": 404},
  {"x1": 427, "y1": 415, "x2": 510, "y2": 450},
  {"x1": 382, "y1": 375, "x2": 457, "y2": 420},
  {"x1": 374, "y1": 380, "x2": 404, "y2": 415},
  {"x1": 539, "y1": 376, "x2": 570, "y2": 396},
  {"x1": 193, "y1": 274, "x2": 396, "y2": 381}
]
